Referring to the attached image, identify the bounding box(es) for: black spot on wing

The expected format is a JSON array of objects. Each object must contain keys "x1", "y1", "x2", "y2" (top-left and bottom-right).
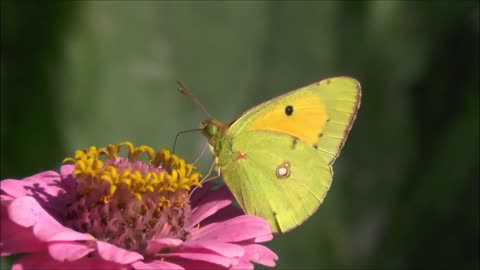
[{"x1": 285, "y1": 105, "x2": 294, "y2": 116}]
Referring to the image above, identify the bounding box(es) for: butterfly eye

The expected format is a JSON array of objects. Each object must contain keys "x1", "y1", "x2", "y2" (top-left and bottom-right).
[
  {"x1": 205, "y1": 124, "x2": 218, "y2": 136},
  {"x1": 285, "y1": 105, "x2": 294, "y2": 116}
]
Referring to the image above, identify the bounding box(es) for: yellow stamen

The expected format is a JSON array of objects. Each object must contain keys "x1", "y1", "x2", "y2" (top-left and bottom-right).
[{"x1": 63, "y1": 141, "x2": 202, "y2": 206}]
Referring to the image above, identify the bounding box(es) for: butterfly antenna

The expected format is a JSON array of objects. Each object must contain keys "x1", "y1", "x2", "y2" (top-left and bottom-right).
[
  {"x1": 172, "y1": 128, "x2": 203, "y2": 154},
  {"x1": 177, "y1": 80, "x2": 212, "y2": 119}
]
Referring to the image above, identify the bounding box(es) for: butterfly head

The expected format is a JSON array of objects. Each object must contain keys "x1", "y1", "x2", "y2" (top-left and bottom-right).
[{"x1": 201, "y1": 119, "x2": 226, "y2": 138}]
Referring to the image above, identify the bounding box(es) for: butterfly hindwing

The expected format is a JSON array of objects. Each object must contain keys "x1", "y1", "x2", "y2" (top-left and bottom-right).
[{"x1": 220, "y1": 130, "x2": 332, "y2": 233}]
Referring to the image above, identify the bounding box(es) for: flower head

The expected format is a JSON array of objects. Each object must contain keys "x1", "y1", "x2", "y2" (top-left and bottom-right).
[{"x1": 1, "y1": 142, "x2": 277, "y2": 269}]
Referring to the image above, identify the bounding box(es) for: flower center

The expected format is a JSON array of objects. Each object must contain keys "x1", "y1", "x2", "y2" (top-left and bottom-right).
[{"x1": 62, "y1": 141, "x2": 201, "y2": 253}]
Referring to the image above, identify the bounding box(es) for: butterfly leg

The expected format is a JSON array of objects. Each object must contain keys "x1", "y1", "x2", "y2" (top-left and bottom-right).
[
  {"x1": 188, "y1": 157, "x2": 220, "y2": 199},
  {"x1": 203, "y1": 158, "x2": 221, "y2": 183},
  {"x1": 192, "y1": 142, "x2": 209, "y2": 166},
  {"x1": 202, "y1": 156, "x2": 219, "y2": 181}
]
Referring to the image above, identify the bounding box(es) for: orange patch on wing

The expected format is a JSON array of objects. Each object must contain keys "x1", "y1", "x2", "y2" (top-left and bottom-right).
[{"x1": 247, "y1": 92, "x2": 328, "y2": 147}]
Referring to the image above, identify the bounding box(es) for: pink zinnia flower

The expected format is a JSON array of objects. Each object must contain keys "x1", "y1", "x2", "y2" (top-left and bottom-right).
[{"x1": 0, "y1": 142, "x2": 278, "y2": 269}]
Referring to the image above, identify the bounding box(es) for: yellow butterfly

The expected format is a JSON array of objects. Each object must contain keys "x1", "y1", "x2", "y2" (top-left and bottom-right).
[{"x1": 197, "y1": 77, "x2": 361, "y2": 233}]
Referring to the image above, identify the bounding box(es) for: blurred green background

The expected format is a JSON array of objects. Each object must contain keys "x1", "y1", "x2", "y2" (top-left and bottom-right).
[{"x1": 1, "y1": 1, "x2": 478, "y2": 269}]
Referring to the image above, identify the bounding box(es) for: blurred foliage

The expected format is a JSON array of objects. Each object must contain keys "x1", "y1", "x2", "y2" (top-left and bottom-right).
[{"x1": 1, "y1": 1, "x2": 478, "y2": 269}]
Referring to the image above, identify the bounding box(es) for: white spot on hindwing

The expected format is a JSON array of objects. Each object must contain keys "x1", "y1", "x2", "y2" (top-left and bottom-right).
[{"x1": 276, "y1": 161, "x2": 291, "y2": 179}]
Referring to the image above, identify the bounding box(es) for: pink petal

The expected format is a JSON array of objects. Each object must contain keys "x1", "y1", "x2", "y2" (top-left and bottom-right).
[
  {"x1": 12, "y1": 252, "x2": 128, "y2": 270},
  {"x1": 198, "y1": 204, "x2": 244, "y2": 226},
  {"x1": 0, "y1": 171, "x2": 64, "y2": 201},
  {"x1": 189, "y1": 215, "x2": 273, "y2": 243},
  {"x1": 8, "y1": 196, "x2": 44, "y2": 227},
  {"x1": 6, "y1": 197, "x2": 100, "y2": 262},
  {"x1": 48, "y1": 241, "x2": 95, "y2": 262},
  {"x1": 132, "y1": 260, "x2": 185, "y2": 270},
  {"x1": 239, "y1": 244, "x2": 278, "y2": 267},
  {"x1": 32, "y1": 212, "x2": 74, "y2": 242},
  {"x1": 0, "y1": 215, "x2": 46, "y2": 255},
  {"x1": 60, "y1": 165, "x2": 75, "y2": 179},
  {"x1": 251, "y1": 232, "x2": 273, "y2": 242},
  {"x1": 8, "y1": 196, "x2": 92, "y2": 243},
  {"x1": 188, "y1": 182, "x2": 215, "y2": 205},
  {"x1": 96, "y1": 241, "x2": 143, "y2": 264},
  {"x1": 188, "y1": 185, "x2": 234, "y2": 228},
  {"x1": 145, "y1": 238, "x2": 183, "y2": 255},
  {"x1": 181, "y1": 240, "x2": 244, "y2": 258},
  {"x1": 47, "y1": 230, "x2": 95, "y2": 242},
  {"x1": 161, "y1": 252, "x2": 234, "y2": 268},
  {"x1": 167, "y1": 258, "x2": 228, "y2": 270},
  {"x1": 58, "y1": 165, "x2": 77, "y2": 192},
  {"x1": 12, "y1": 252, "x2": 66, "y2": 270},
  {"x1": 231, "y1": 260, "x2": 254, "y2": 270}
]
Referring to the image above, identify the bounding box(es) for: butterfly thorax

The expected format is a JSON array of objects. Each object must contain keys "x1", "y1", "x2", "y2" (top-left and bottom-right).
[{"x1": 201, "y1": 119, "x2": 234, "y2": 165}]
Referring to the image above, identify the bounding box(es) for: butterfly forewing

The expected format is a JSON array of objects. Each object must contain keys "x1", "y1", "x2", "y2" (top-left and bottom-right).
[{"x1": 228, "y1": 77, "x2": 361, "y2": 164}]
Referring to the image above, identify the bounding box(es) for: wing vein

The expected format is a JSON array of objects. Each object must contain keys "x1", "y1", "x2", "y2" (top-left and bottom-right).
[{"x1": 300, "y1": 183, "x2": 322, "y2": 203}]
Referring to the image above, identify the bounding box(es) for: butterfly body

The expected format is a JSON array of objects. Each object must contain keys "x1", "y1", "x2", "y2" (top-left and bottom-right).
[{"x1": 202, "y1": 77, "x2": 361, "y2": 233}]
